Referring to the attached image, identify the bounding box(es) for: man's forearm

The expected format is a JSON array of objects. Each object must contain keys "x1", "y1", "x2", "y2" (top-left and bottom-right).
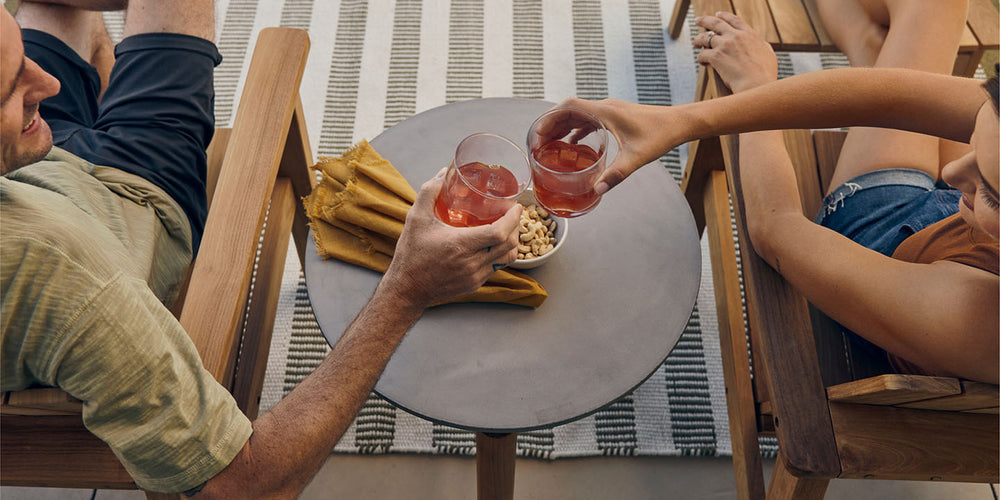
[
  {"x1": 679, "y1": 68, "x2": 986, "y2": 144},
  {"x1": 201, "y1": 284, "x2": 423, "y2": 498}
]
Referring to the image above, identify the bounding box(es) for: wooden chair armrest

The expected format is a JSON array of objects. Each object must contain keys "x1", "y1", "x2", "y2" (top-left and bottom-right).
[
  {"x1": 2, "y1": 388, "x2": 82, "y2": 416},
  {"x1": 179, "y1": 28, "x2": 311, "y2": 386},
  {"x1": 827, "y1": 374, "x2": 962, "y2": 406}
]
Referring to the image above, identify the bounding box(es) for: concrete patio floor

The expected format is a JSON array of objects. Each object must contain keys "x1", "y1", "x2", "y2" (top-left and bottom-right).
[{"x1": 3, "y1": 454, "x2": 997, "y2": 499}]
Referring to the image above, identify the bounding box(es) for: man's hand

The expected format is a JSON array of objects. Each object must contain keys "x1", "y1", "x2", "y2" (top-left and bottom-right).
[
  {"x1": 693, "y1": 12, "x2": 778, "y2": 94},
  {"x1": 379, "y1": 168, "x2": 523, "y2": 311}
]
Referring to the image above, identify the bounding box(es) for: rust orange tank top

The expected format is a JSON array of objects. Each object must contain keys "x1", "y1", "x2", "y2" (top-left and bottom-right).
[
  {"x1": 887, "y1": 213, "x2": 999, "y2": 375},
  {"x1": 892, "y1": 213, "x2": 999, "y2": 274}
]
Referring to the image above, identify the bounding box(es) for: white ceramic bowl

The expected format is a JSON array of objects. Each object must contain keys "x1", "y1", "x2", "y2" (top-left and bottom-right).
[{"x1": 509, "y1": 189, "x2": 568, "y2": 270}]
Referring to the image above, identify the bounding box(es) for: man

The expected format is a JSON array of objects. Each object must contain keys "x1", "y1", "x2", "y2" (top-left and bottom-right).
[{"x1": 1, "y1": 1, "x2": 521, "y2": 496}]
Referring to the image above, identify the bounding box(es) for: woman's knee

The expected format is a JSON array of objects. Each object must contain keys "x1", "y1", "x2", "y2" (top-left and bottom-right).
[{"x1": 15, "y1": 3, "x2": 109, "y2": 65}]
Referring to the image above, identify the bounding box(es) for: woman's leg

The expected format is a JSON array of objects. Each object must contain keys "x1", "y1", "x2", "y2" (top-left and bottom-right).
[{"x1": 816, "y1": 0, "x2": 969, "y2": 193}]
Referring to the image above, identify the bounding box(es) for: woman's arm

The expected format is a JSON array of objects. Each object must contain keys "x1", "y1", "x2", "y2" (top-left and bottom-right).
[{"x1": 563, "y1": 61, "x2": 988, "y2": 195}]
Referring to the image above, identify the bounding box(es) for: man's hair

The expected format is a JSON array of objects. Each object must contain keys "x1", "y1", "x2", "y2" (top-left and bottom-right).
[{"x1": 986, "y1": 64, "x2": 999, "y2": 114}]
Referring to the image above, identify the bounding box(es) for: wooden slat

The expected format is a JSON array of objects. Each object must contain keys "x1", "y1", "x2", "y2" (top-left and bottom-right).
[
  {"x1": 0, "y1": 405, "x2": 79, "y2": 417},
  {"x1": 798, "y1": 0, "x2": 833, "y2": 47},
  {"x1": 278, "y1": 100, "x2": 315, "y2": 267},
  {"x1": 732, "y1": 0, "x2": 780, "y2": 45},
  {"x1": 766, "y1": 0, "x2": 820, "y2": 51},
  {"x1": 830, "y1": 403, "x2": 999, "y2": 482},
  {"x1": 786, "y1": 129, "x2": 864, "y2": 386},
  {"x1": 693, "y1": 0, "x2": 734, "y2": 18},
  {"x1": 827, "y1": 374, "x2": 961, "y2": 406},
  {"x1": 960, "y1": 25, "x2": 980, "y2": 52},
  {"x1": 5, "y1": 388, "x2": 82, "y2": 414},
  {"x1": 1, "y1": 415, "x2": 136, "y2": 489},
  {"x1": 705, "y1": 170, "x2": 765, "y2": 500},
  {"x1": 204, "y1": 128, "x2": 232, "y2": 211},
  {"x1": 955, "y1": 23, "x2": 983, "y2": 78},
  {"x1": 953, "y1": 52, "x2": 980, "y2": 78},
  {"x1": 898, "y1": 381, "x2": 1000, "y2": 412},
  {"x1": 782, "y1": 129, "x2": 822, "y2": 218},
  {"x1": 966, "y1": 406, "x2": 1000, "y2": 414},
  {"x1": 811, "y1": 131, "x2": 845, "y2": 195},
  {"x1": 681, "y1": 136, "x2": 724, "y2": 235},
  {"x1": 180, "y1": 28, "x2": 310, "y2": 385},
  {"x1": 967, "y1": 0, "x2": 1000, "y2": 48},
  {"x1": 711, "y1": 68, "x2": 840, "y2": 478},
  {"x1": 231, "y1": 179, "x2": 297, "y2": 420},
  {"x1": 668, "y1": 0, "x2": 692, "y2": 39}
]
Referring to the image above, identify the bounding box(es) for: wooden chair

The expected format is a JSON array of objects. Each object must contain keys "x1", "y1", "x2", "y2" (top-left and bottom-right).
[
  {"x1": 1, "y1": 27, "x2": 315, "y2": 498},
  {"x1": 669, "y1": 0, "x2": 999, "y2": 77},
  {"x1": 682, "y1": 65, "x2": 1000, "y2": 499}
]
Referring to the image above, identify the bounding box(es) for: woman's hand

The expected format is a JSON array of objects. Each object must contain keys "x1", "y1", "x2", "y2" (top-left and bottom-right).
[
  {"x1": 693, "y1": 12, "x2": 778, "y2": 94},
  {"x1": 544, "y1": 97, "x2": 688, "y2": 195},
  {"x1": 379, "y1": 169, "x2": 522, "y2": 311}
]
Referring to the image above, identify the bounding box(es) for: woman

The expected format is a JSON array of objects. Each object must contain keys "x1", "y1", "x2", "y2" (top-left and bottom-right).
[{"x1": 558, "y1": 5, "x2": 998, "y2": 383}]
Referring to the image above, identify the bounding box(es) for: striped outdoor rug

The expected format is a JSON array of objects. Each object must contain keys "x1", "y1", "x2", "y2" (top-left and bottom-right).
[{"x1": 110, "y1": 0, "x2": 860, "y2": 459}]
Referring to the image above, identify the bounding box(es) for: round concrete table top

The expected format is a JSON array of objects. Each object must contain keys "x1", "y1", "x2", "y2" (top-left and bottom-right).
[{"x1": 305, "y1": 98, "x2": 700, "y2": 433}]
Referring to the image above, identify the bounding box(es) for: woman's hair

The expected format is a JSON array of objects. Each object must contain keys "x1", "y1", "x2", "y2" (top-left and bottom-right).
[{"x1": 986, "y1": 64, "x2": 999, "y2": 113}]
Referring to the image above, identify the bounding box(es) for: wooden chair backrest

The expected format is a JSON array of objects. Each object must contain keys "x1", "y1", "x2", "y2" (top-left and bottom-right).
[{"x1": 785, "y1": 130, "x2": 893, "y2": 386}]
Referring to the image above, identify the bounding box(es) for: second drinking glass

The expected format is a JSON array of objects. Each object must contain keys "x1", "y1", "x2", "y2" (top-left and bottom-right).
[
  {"x1": 434, "y1": 133, "x2": 531, "y2": 227},
  {"x1": 527, "y1": 107, "x2": 609, "y2": 218}
]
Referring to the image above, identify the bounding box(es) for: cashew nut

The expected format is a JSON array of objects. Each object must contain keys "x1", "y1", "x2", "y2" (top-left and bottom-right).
[{"x1": 516, "y1": 201, "x2": 559, "y2": 260}]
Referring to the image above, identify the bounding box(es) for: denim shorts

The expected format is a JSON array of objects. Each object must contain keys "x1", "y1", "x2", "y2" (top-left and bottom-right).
[
  {"x1": 814, "y1": 168, "x2": 961, "y2": 257},
  {"x1": 23, "y1": 29, "x2": 223, "y2": 252},
  {"x1": 814, "y1": 168, "x2": 960, "y2": 374}
]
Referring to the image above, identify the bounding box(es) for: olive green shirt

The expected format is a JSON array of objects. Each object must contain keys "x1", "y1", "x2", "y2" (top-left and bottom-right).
[{"x1": 1, "y1": 148, "x2": 252, "y2": 493}]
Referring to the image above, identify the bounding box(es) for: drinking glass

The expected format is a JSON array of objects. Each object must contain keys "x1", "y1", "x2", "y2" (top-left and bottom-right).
[
  {"x1": 434, "y1": 133, "x2": 531, "y2": 227},
  {"x1": 526, "y1": 107, "x2": 609, "y2": 218}
]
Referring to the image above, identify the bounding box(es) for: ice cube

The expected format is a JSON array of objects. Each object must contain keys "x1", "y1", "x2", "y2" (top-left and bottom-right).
[
  {"x1": 559, "y1": 147, "x2": 578, "y2": 164},
  {"x1": 486, "y1": 172, "x2": 502, "y2": 193}
]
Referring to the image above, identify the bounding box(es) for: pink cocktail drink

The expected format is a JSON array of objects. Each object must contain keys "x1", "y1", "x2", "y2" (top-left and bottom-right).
[
  {"x1": 433, "y1": 133, "x2": 531, "y2": 227},
  {"x1": 527, "y1": 107, "x2": 608, "y2": 218},
  {"x1": 530, "y1": 140, "x2": 602, "y2": 217},
  {"x1": 435, "y1": 161, "x2": 520, "y2": 227}
]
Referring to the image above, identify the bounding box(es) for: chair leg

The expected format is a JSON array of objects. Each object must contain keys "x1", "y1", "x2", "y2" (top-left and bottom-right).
[
  {"x1": 767, "y1": 452, "x2": 830, "y2": 500},
  {"x1": 476, "y1": 432, "x2": 516, "y2": 500}
]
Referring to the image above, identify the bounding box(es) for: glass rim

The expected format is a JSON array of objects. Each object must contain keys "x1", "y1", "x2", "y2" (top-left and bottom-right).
[
  {"x1": 527, "y1": 107, "x2": 609, "y2": 176},
  {"x1": 453, "y1": 132, "x2": 531, "y2": 200}
]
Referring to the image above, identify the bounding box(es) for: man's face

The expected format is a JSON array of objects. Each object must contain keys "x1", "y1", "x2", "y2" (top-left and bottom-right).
[{"x1": 1, "y1": 10, "x2": 60, "y2": 174}]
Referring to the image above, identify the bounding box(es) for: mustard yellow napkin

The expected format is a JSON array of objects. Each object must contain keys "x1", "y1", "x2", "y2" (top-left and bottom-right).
[{"x1": 304, "y1": 140, "x2": 548, "y2": 308}]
